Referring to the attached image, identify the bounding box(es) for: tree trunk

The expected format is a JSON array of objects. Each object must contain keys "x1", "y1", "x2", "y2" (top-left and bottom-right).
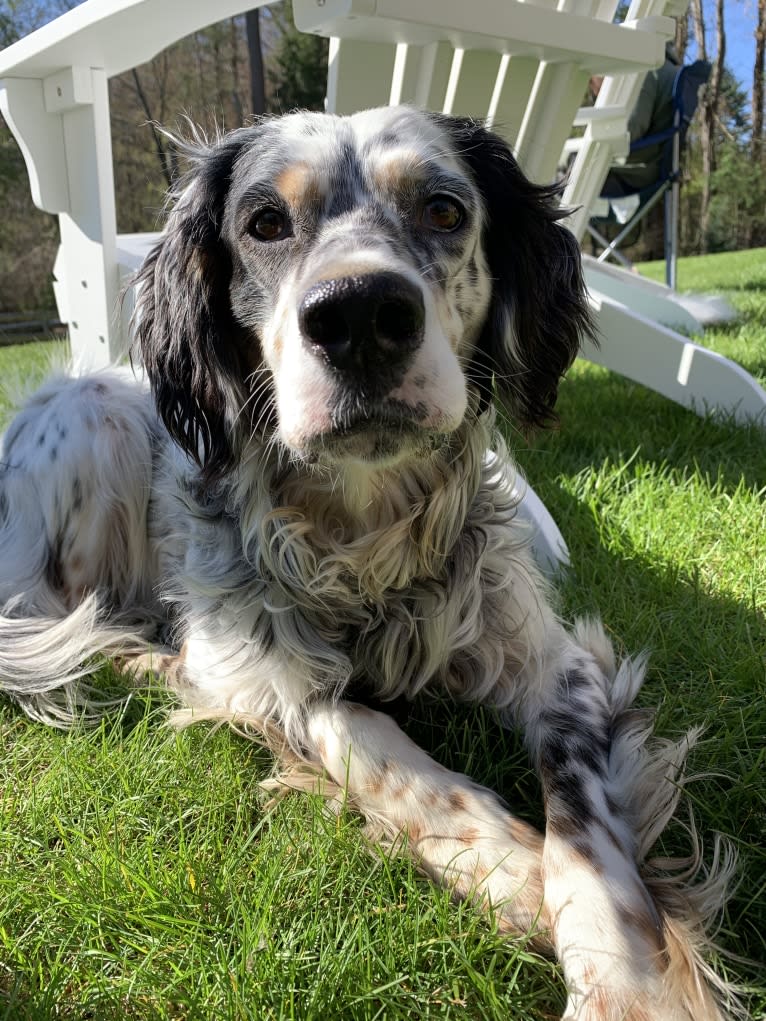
[
  {"x1": 707, "y1": 0, "x2": 726, "y2": 186},
  {"x1": 246, "y1": 9, "x2": 266, "y2": 116},
  {"x1": 130, "y1": 69, "x2": 174, "y2": 189},
  {"x1": 711, "y1": 0, "x2": 726, "y2": 129},
  {"x1": 691, "y1": 0, "x2": 706, "y2": 58},
  {"x1": 753, "y1": 0, "x2": 766, "y2": 165},
  {"x1": 231, "y1": 17, "x2": 245, "y2": 127},
  {"x1": 691, "y1": 0, "x2": 709, "y2": 251},
  {"x1": 692, "y1": 0, "x2": 725, "y2": 253},
  {"x1": 675, "y1": 8, "x2": 689, "y2": 64}
]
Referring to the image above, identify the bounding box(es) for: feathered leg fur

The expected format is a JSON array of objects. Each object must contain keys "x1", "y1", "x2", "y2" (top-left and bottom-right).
[{"x1": 272, "y1": 623, "x2": 738, "y2": 1021}]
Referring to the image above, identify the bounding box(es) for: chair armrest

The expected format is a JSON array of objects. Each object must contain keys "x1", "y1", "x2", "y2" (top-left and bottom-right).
[
  {"x1": 572, "y1": 106, "x2": 629, "y2": 126},
  {"x1": 0, "y1": 0, "x2": 272, "y2": 80}
]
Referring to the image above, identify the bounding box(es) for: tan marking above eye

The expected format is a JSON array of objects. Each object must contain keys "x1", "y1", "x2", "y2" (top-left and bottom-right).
[
  {"x1": 371, "y1": 153, "x2": 425, "y2": 194},
  {"x1": 274, "y1": 162, "x2": 323, "y2": 208}
]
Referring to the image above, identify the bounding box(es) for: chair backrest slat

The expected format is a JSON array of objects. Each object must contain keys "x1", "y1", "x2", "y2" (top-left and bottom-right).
[
  {"x1": 327, "y1": 37, "x2": 395, "y2": 113},
  {"x1": 443, "y1": 49, "x2": 500, "y2": 119},
  {"x1": 487, "y1": 56, "x2": 540, "y2": 139},
  {"x1": 516, "y1": 64, "x2": 591, "y2": 182},
  {"x1": 408, "y1": 41, "x2": 448, "y2": 108},
  {"x1": 315, "y1": 0, "x2": 675, "y2": 207}
]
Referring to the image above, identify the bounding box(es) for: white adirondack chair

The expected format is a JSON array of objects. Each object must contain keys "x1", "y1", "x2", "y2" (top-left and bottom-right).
[
  {"x1": 1, "y1": 0, "x2": 765, "y2": 571},
  {"x1": 0, "y1": 0, "x2": 277, "y2": 367},
  {"x1": 2, "y1": 0, "x2": 764, "y2": 425}
]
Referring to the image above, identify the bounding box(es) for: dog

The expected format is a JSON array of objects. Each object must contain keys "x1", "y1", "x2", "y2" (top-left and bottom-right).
[{"x1": 0, "y1": 107, "x2": 736, "y2": 1020}]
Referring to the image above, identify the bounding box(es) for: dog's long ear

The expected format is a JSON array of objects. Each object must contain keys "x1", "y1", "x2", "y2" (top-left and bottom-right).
[
  {"x1": 133, "y1": 129, "x2": 252, "y2": 482},
  {"x1": 438, "y1": 116, "x2": 596, "y2": 428}
]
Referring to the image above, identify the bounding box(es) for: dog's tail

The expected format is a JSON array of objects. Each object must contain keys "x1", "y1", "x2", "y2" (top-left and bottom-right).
[
  {"x1": 0, "y1": 595, "x2": 152, "y2": 726},
  {"x1": 0, "y1": 368, "x2": 163, "y2": 725}
]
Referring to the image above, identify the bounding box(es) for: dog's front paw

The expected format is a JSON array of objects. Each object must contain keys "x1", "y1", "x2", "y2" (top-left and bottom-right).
[{"x1": 116, "y1": 646, "x2": 184, "y2": 683}]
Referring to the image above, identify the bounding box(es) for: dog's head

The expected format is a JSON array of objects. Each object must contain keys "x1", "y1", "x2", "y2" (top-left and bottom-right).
[{"x1": 134, "y1": 107, "x2": 594, "y2": 481}]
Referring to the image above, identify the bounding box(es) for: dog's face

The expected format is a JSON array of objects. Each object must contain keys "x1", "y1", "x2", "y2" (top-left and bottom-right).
[
  {"x1": 220, "y1": 107, "x2": 488, "y2": 465},
  {"x1": 135, "y1": 107, "x2": 594, "y2": 480}
]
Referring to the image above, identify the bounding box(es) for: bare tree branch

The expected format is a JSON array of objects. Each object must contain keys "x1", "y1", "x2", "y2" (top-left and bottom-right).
[
  {"x1": 246, "y1": 9, "x2": 266, "y2": 116},
  {"x1": 130, "y1": 69, "x2": 174, "y2": 190}
]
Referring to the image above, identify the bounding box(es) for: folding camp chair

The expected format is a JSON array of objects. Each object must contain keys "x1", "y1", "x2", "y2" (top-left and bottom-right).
[{"x1": 587, "y1": 59, "x2": 710, "y2": 288}]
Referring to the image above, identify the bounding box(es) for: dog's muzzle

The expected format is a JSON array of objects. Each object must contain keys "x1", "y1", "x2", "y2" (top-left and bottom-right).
[{"x1": 298, "y1": 272, "x2": 425, "y2": 374}]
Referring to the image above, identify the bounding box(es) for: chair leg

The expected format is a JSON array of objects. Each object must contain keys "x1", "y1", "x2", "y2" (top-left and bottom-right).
[
  {"x1": 665, "y1": 123, "x2": 682, "y2": 290},
  {"x1": 592, "y1": 183, "x2": 669, "y2": 271},
  {"x1": 588, "y1": 223, "x2": 635, "y2": 270},
  {"x1": 665, "y1": 178, "x2": 680, "y2": 291},
  {"x1": 582, "y1": 292, "x2": 766, "y2": 425}
]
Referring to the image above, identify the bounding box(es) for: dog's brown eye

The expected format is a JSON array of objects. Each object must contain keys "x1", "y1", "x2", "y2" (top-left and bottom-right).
[
  {"x1": 421, "y1": 196, "x2": 464, "y2": 232},
  {"x1": 249, "y1": 208, "x2": 288, "y2": 242}
]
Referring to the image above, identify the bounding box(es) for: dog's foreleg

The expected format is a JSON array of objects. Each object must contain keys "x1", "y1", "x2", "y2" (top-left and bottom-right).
[
  {"x1": 304, "y1": 702, "x2": 552, "y2": 946},
  {"x1": 515, "y1": 626, "x2": 726, "y2": 1021}
]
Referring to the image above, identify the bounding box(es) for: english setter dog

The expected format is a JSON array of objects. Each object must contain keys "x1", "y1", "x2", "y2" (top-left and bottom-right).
[{"x1": 0, "y1": 108, "x2": 736, "y2": 1020}]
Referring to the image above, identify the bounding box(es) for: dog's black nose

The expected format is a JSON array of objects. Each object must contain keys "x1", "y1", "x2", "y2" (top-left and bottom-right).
[{"x1": 298, "y1": 272, "x2": 425, "y2": 370}]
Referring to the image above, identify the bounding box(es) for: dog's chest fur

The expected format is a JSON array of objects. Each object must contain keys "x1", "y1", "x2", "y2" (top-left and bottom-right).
[{"x1": 154, "y1": 423, "x2": 530, "y2": 707}]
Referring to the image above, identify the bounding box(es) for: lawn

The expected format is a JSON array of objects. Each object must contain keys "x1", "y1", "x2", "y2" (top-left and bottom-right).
[{"x1": 0, "y1": 248, "x2": 764, "y2": 1020}]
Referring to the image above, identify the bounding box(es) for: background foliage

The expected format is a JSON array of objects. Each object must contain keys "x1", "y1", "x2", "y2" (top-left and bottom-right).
[
  {"x1": 0, "y1": 1, "x2": 327, "y2": 313},
  {"x1": 0, "y1": 0, "x2": 764, "y2": 308}
]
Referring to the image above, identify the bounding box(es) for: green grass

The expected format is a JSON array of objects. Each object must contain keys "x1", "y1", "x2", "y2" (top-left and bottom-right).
[
  {"x1": 1, "y1": 249, "x2": 765, "y2": 1019},
  {"x1": 640, "y1": 246, "x2": 766, "y2": 377}
]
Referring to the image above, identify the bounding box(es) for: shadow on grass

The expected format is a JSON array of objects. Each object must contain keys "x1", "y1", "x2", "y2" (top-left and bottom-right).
[
  {"x1": 525, "y1": 366, "x2": 766, "y2": 496},
  {"x1": 722, "y1": 278, "x2": 766, "y2": 294},
  {"x1": 501, "y1": 369, "x2": 765, "y2": 990}
]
